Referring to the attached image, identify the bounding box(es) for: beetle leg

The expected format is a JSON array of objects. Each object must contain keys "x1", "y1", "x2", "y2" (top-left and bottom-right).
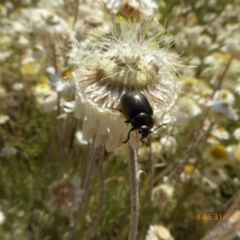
[
  {"x1": 122, "y1": 127, "x2": 135, "y2": 144},
  {"x1": 124, "y1": 120, "x2": 130, "y2": 125}
]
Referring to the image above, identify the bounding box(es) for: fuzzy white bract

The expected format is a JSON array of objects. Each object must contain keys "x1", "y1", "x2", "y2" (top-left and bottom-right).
[{"x1": 69, "y1": 17, "x2": 180, "y2": 151}]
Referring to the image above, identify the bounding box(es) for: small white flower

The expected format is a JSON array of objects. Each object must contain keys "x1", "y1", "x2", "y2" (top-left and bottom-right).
[
  {"x1": 0, "y1": 210, "x2": 5, "y2": 225},
  {"x1": 12, "y1": 82, "x2": 24, "y2": 91},
  {"x1": 233, "y1": 128, "x2": 240, "y2": 141},
  {"x1": 207, "y1": 144, "x2": 228, "y2": 165},
  {"x1": 180, "y1": 166, "x2": 201, "y2": 182},
  {"x1": 233, "y1": 178, "x2": 240, "y2": 186},
  {"x1": 0, "y1": 50, "x2": 11, "y2": 63},
  {"x1": 30, "y1": 44, "x2": 46, "y2": 59},
  {"x1": 207, "y1": 136, "x2": 220, "y2": 145},
  {"x1": 235, "y1": 84, "x2": 240, "y2": 95},
  {"x1": 0, "y1": 114, "x2": 9, "y2": 124},
  {"x1": 1, "y1": 146, "x2": 17, "y2": 158},
  {"x1": 160, "y1": 136, "x2": 177, "y2": 148},
  {"x1": 34, "y1": 10, "x2": 69, "y2": 39},
  {"x1": 196, "y1": 34, "x2": 212, "y2": 49},
  {"x1": 211, "y1": 126, "x2": 230, "y2": 140},
  {"x1": 226, "y1": 145, "x2": 238, "y2": 163},
  {"x1": 145, "y1": 225, "x2": 174, "y2": 240},
  {"x1": 151, "y1": 184, "x2": 174, "y2": 206},
  {"x1": 203, "y1": 55, "x2": 217, "y2": 66},
  {"x1": 204, "y1": 166, "x2": 227, "y2": 184},
  {"x1": 33, "y1": 83, "x2": 51, "y2": 95},
  {"x1": 36, "y1": 90, "x2": 58, "y2": 112},
  {"x1": 201, "y1": 176, "x2": 218, "y2": 192},
  {"x1": 1, "y1": 19, "x2": 27, "y2": 35},
  {"x1": 12, "y1": 35, "x2": 30, "y2": 49},
  {"x1": 48, "y1": 68, "x2": 73, "y2": 93},
  {"x1": 15, "y1": 8, "x2": 69, "y2": 40},
  {"x1": 69, "y1": 17, "x2": 180, "y2": 151},
  {"x1": 222, "y1": 38, "x2": 240, "y2": 60},
  {"x1": 174, "y1": 32, "x2": 188, "y2": 51},
  {"x1": 137, "y1": 170, "x2": 145, "y2": 181},
  {"x1": 213, "y1": 89, "x2": 235, "y2": 105},
  {"x1": 185, "y1": 25, "x2": 204, "y2": 40}
]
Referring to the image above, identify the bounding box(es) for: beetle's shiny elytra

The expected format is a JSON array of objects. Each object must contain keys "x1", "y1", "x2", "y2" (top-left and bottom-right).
[{"x1": 120, "y1": 91, "x2": 155, "y2": 144}]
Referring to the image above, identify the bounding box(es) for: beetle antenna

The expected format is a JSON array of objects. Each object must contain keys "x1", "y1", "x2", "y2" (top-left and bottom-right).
[{"x1": 150, "y1": 123, "x2": 166, "y2": 133}]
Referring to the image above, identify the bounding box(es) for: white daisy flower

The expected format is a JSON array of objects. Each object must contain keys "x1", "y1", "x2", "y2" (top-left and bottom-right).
[
  {"x1": 47, "y1": 67, "x2": 73, "y2": 93},
  {"x1": 0, "y1": 146, "x2": 17, "y2": 158},
  {"x1": 30, "y1": 44, "x2": 46, "y2": 59},
  {"x1": 12, "y1": 35, "x2": 30, "y2": 49},
  {"x1": 1, "y1": 19, "x2": 28, "y2": 35},
  {"x1": 212, "y1": 89, "x2": 235, "y2": 105},
  {"x1": 12, "y1": 82, "x2": 24, "y2": 91},
  {"x1": 233, "y1": 128, "x2": 240, "y2": 141},
  {"x1": 204, "y1": 166, "x2": 228, "y2": 185},
  {"x1": 0, "y1": 50, "x2": 12, "y2": 63},
  {"x1": 69, "y1": 17, "x2": 180, "y2": 151},
  {"x1": 180, "y1": 165, "x2": 201, "y2": 182},
  {"x1": 211, "y1": 126, "x2": 230, "y2": 140},
  {"x1": 0, "y1": 210, "x2": 5, "y2": 225},
  {"x1": 160, "y1": 136, "x2": 177, "y2": 148},
  {"x1": 36, "y1": 90, "x2": 58, "y2": 113},
  {"x1": 151, "y1": 183, "x2": 174, "y2": 206},
  {"x1": 207, "y1": 144, "x2": 228, "y2": 165},
  {"x1": 196, "y1": 34, "x2": 212, "y2": 49},
  {"x1": 226, "y1": 145, "x2": 240, "y2": 163},
  {"x1": 145, "y1": 225, "x2": 174, "y2": 240},
  {"x1": 14, "y1": 8, "x2": 69, "y2": 40},
  {"x1": 222, "y1": 38, "x2": 240, "y2": 60},
  {"x1": 0, "y1": 114, "x2": 9, "y2": 125},
  {"x1": 201, "y1": 176, "x2": 218, "y2": 192}
]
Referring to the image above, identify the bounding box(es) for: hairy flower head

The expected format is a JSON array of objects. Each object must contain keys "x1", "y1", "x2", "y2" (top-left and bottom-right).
[{"x1": 69, "y1": 17, "x2": 180, "y2": 151}]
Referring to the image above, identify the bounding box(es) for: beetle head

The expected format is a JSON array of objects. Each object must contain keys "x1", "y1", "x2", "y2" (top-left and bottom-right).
[{"x1": 138, "y1": 126, "x2": 150, "y2": 138}]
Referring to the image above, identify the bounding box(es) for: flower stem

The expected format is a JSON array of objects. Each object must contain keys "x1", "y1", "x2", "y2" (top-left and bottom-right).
[
  {"x1": 68, "y1": 145, "x2": 100, "y2": 240},
  {"x1": 128, "y1": 145, "x2": 139, "y2": 240},
  {"x1": 83, "y1": 146, "x2": 105, "y2": 240}
]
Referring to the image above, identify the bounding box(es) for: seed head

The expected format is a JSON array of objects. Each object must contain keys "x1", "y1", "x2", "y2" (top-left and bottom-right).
[{"x1": 69, "y1": 17, "x2": 181, "y2": 151}]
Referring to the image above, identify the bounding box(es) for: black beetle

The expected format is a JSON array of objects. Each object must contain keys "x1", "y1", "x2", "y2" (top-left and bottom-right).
[{"x1": 118, "y1": 91, "x2": 164, "y2": 144}]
